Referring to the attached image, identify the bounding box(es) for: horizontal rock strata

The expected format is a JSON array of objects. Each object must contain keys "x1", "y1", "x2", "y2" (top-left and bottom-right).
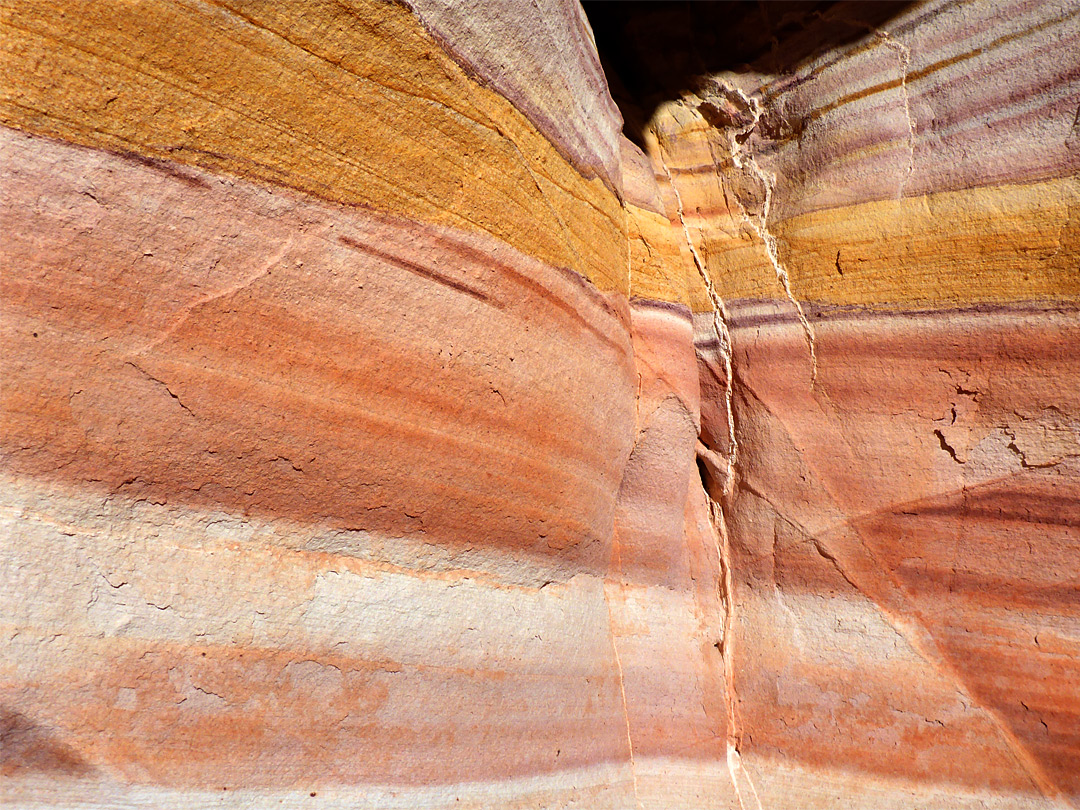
[
  {"x1": 2, "y1": 0, "x2": 1078, "y2": 808},
  {"x1": 707, "y1": 303, "x2": 1080, "y2": 805}
]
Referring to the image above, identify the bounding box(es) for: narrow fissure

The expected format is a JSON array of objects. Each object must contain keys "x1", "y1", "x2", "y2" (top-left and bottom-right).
[{"x1": 580, "y1": 4, "x2": 922, "y2": 806}]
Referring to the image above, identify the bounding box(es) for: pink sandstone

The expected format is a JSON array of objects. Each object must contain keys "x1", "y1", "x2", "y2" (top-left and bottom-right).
[{"x1": 1, "y1": 1, "x2": 1077, "y2": 808}]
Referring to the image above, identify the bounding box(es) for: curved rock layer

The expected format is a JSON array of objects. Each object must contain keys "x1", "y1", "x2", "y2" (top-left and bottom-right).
[
  {"x1": 0, "y1": 122, "x2": 642, "y2": 792},
  {"x1": 0, "y1": 0, "x2": 628, "y2": 292},
  {"x1": 702, "y1": 303, "x2": 1080, "y2": 807},
  {"x1": 0, "y1": 2, "x2": 645, "y2": 806},
  {"x1": 634, "y1": 0, "x2": 1079, "y2": 307},
  {"x1": 634, "y1": 1, "x2": 1080, "y2": 806},
  {"x1": 2, "y1": 0, "x2": 1079, "y2": 808}
]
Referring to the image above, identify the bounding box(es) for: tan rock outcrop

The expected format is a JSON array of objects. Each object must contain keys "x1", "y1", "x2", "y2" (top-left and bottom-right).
[{"x1": 2, "y1": 1, "x2": 1077, "y2": 808}]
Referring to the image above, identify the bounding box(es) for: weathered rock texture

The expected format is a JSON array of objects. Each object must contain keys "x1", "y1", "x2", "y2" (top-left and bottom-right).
[{"x1": 1, "y1": 1, "x2": 1077, "y2": 808}]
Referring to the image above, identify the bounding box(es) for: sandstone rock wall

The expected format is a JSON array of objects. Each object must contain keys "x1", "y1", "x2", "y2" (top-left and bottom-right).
[
  {"x1": 619, "y1": 1, "x2": 1080, "y2": 805},
  {"x1": 2, "y1": 1, "x2": 1077, "y2": 808}
]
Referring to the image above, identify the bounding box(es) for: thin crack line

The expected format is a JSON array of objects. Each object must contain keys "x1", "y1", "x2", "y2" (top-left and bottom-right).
[
  {"x1": 875, "y1": 30, "x2": 916, "y2": 197},
  {"x1": 655, "y1": 117, "x2": 754, "y2": 807},
  {"x1": 604, "y1": 535, "x2": 644, "y2": 810},
  {"x1": 709, "y1": 496, "x2": 762, "y2": 810},
  {"x1": 129, "y1": 236, "x2": 293, "y2": 357},
  {"x1": 608, "y1": 621, "x2": 643, "y2": 810},
  {"x1": 655, "y1": 127, "x2": 738, "y2": 480},
  {"x1": 715, "y1": 82, "x2": 818, "y2": 388},
  {"x1": 124, "y1": 361, "x2": 196, "y2": 417}
]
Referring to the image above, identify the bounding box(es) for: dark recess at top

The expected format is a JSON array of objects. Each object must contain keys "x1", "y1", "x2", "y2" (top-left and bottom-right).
[{"x1": 580, "y1": 1, "x2": 916, "y2": 148}]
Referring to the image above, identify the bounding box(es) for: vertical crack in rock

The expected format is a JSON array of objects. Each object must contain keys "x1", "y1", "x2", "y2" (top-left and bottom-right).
[
  {"x1": 609, "y1": 620, "x2": 644, "y2": 810},
  {"x1": 655, "y1": 129, "x2": 739, "y2": 479},
  {"x1": 709, "y1": 497, "x2": 764, "y2": 810},
  {"x1": 655, "y1": 131, "x2": 760, "y2": 810},
  {"x1": 605, "y1": 540, "x2": 644, "y2": 810},
  {"x1": 875, "y1": 30, "x2": 916, "y2": 197},
  {"x1": 702, "y1": 82, "x2": 818, "y2": 388}
]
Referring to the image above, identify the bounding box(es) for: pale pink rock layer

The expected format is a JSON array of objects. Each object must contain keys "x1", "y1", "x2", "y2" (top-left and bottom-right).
[
  {"x1": 0, "y1": 127, "x2": 635, "y2": 576},
  {"x1": 405, "y1": 0, "x2": 624, "y2": 196},
  {"x1": 696, "y1": 302, "x2": 1080, "y2": 804},
  {"x1": 656, "y1": 0, "x2": 1080, "y2": 222},
  {"x1": 2, "y1": 472, "x2": 634, "y2": 788}
]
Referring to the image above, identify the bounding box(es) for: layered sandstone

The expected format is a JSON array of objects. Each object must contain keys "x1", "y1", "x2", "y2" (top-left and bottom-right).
[
  {"x1": 2, "y1": 1, "x2": 1078, "y2": 809},
  {"x1": 611, "y1": 1, "x2": 1080, "y2": 805}
]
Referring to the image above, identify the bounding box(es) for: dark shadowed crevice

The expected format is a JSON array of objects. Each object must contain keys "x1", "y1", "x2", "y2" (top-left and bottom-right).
[{"x1": 580, "y1": 0, "x2": 917, "y2": 147}]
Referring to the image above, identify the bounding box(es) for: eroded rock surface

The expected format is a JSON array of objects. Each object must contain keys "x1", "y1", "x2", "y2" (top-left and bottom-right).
[{"x1": 2, "y1": 1, "x2": 1077, "y2": 808}]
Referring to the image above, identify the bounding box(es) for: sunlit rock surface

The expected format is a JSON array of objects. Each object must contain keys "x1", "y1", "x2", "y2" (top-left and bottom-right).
[
  {"x1": 616, "y1": 1, "x2": 1079, "y2": 805},
  {"x1": 2, "y1": 1, "x2": 1077, "y2": 808}
]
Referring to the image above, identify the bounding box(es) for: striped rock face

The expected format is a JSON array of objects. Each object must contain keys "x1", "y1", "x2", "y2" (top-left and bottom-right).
[
  {"x1": 1, "y1": 1, "x2": 1077, "y2": 809},
  {"x1": 609, "y1": 1, "x2": 1080, "y2": 806}
]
